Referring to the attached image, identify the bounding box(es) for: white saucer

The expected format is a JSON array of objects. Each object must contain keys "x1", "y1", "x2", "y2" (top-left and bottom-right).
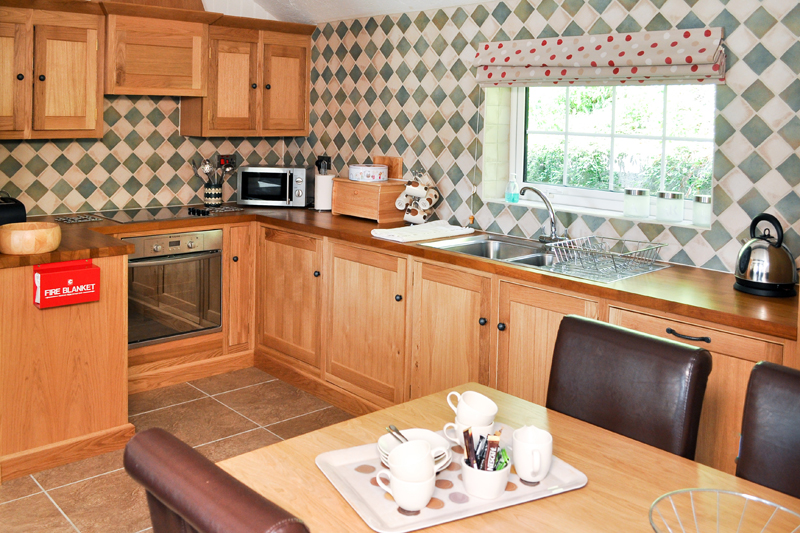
[{"x1": 377, "y1": 428, "x2": 450, "y2": 458}]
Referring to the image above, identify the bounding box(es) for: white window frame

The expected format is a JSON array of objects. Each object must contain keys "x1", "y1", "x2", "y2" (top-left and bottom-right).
[{"x1": 509, "y1": 85, "x2": 714, "y2": 223}]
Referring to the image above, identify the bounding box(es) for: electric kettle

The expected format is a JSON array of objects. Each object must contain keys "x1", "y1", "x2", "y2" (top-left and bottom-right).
[{"x1": 734, "y1": 213, "x2": 798, "y2": 297}]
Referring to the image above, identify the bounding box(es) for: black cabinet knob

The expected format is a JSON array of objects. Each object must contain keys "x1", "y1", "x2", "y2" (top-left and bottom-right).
[
  {"x1": 251, "y1": 83, "x2": 257, "y2": 89},
  {"x1": 17, "y1": 74, "x2": 24, "y2": 80},
  {"x1": 265, "y1": 84, "x2": 271, "y2": 89},
  {"x1": 232, "y1": 256, "x2": 239, "y2": 262},
  {"x1": 395, "y1": 294, "x2": 402, "y2": 302},
  {"x1": 313, "y1": 271, "x2": 320, "y2": 277},
  {"x1": 38, "y1": 75, "x2": 45, "y2": 81},
  {"x1": 497, "y1": 323, "x2": 506, "y2": 331},
  {"x1": 479, "y1": 318, "x2": 487, "y2": 326}
]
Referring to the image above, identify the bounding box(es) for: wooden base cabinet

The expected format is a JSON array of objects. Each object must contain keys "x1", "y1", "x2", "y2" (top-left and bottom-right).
[
  {"x1": 324, "y1": 242, "x2": 407, "y2": 407},
  {"x1": 256, "y1": 226, "x2": 323, "y2": 373},
  {"x1": 225, "y1": 223, "x2": 254, "y2": 353},
  {"x1": 609, "y1": 307, "x2": 783, "y2": 474},
  {"x1": 496, "y1": 280, "x2": 599, "y2": 406},
  {"x1": 409, "y1": 261, "x2": 491, "y2": 399}
]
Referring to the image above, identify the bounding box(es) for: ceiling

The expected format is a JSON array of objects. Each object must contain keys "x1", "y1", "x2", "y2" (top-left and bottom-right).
[{"x1": 252, "y1": 0, "x2": 480, "y2": 24}]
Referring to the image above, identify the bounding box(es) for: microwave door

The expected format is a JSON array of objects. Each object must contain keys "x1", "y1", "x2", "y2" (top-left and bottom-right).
[{"x1": 242, "y1": 171, "x2": 289, "y2": 203}]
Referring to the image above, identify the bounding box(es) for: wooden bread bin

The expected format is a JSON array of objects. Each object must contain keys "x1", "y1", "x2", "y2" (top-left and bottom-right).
[{"x1": 332, "y1": 178, "x2": 406, "y2": 224}]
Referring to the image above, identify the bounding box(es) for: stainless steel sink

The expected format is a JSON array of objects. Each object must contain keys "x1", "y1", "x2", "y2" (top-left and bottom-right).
[
  {"x1": 419, "y1": 235, "x2": 551, "y2": 262},
  {"x1": 506, "y1": 253, "x2": 556, "y2": 267}
]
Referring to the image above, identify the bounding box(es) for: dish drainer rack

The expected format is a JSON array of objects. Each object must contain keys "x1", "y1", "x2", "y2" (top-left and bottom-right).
[{"x1": 544, "y1": 236, "x2": 667, "y2": 282}]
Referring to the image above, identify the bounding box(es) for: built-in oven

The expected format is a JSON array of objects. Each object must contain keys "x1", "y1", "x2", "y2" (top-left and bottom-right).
[{"x1": 124, "y1": 229, "x2": 223, "y2": 347}]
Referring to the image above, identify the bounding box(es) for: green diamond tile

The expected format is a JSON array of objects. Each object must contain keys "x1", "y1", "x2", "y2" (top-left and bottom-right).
[
  {"x1": 616, "y1": 0, "x2": 636, "y2": 10},
  {"x1": 413, "y1": 60, "x2": 429, "y2": 82},
  {"x1": 432, "y1": 9, "x2": 449, "y2": 30},
  {"x1": 23, "y1": 154, "x2": 47, "y2": 177},
  {"x1": 537, "y1": 24, "x2": 559, "y2": 38},
  {"x1": 167, "y1": 108, "x2": 180, "y2": 127},
  {"x1": 431, "y1": 35, "x2": 448, "y2": 56},
  {"x1": 123, "y1": 198, "x2": 142, "y2": 210},
  {"x1": 348, "y1": 110, "x2": 361, "y2": 129},
  {"x1": 780, "y1": 79, "x2": 800, "y2": 112},
  {"x1": 335, "y1": 21, "x2": 347, "y2": 39},
  {"x1": 445, "y1": 189, "x2": 462, "y2": 211},
  {"x1": 739, "y1": 152, "x2": 771, "y2": 182},
  {"x1": 321, "y1": 67, "x2": 333, "y2": 84},
  {"x1": 350, "y1": 43, "x2": 363, "y2": 61},
  {"x1": 447, "y1": 164, "x2": 464, "y2": 184},
  {"x1": 331, "y1": 132, "x2": 344, "y2": 150},
  {"x1": 638, "y1": 222, "x2": 666, "y2": 241},
  {"x1": 740, "y1": 116, "x2": 772, "y2": 147},
  {"x1": 396, "y1": 87, "x2": 411, "y2": 106},
  {"x1": 365, "y1": 18, "x2": 379, "y2": 36},
  {"x1": 166, "y1": 132, "x2": 183, "y2": 149},
  {"x1": 431, "y1": 60, "x2": 448, "y2": 81},
  {"x1": 676, "y1": 12, "x2": 704, "y2": 29},
  {"x1": 362, "y1": 86, "x2": 377, "y2": 104},
  {"x1": 334, "y1": 88, "x2": 347, "y2": 105},
  {"x1": 350, "y1": 19, "x2": 363, "y2": 36},
  {"x1": 76, "y1": 154, "x2": 97, "y2": 175},
  {"x1": 123, "y1": 130, "x2": 144, "y2": 150},
  {"x1": 147, "y1": 108, "x2": 165, "y2": 125},
  {"x1": 470, "y1": 31, "x2": 488, "y2": 52},
  {"x1": 609, "y1": 218, "x2": 635, "y2": 236},
  {"x1": 712, "y1": 185, "x2": 733, "y2": 215},
  {"x1": 320, "y1": 110, "x2": 332, "y2": 127},
  {"x1": 745, "y1": 6, "x2": 777, "y2": 38},
  {"x1": 347, "y1": 133, "x2": 359, "y2": 151},
  {"x1": 562, "y1": 21, "x2": 585, "y2": 36},
  {"x1": 784, "y1": 4, "x2": 800, "y2": 36},
  {"x1": 743, "y1": 43, "x2": 776, "y2": 75},
  {"x1": 738, "y1": 188, "x2": 770, "y2": 219},
  {"x1": 145, "y1": 153, "x2": 164, "y2": 172},
  {"x1": 27, "y1": 205, "x2": 47, "y2": 216},
  {"x1": 537, "y1": 0, "x2": 558, "y2": 19},
  {"x1": 335, "y1": 44, "x2": 347, "y2": 61},
  {"x1": 0, "y1": 156, "x2": 22, "y2": 177},
  {"x1": 710, "y1": 10, "x2": 740, "y2": 41},
  {"x1": 320, "y1": 88, "x2": 333, "y2": 105},
  {"x1": 322, "y1": 45, "x2": 334, "y2": 62},
  {"x1": 364, "y1": 42, "x2": 378, "y2": 60},
  {"x1": 513, "y1": 0, "x2": 534, "y2": 22},
  {"x1": 448, "y1": 112, "x2": 466, "y2": 132},
  {"x1": 431, "y1": 86, "x2": 447, "y2": 107},
  {"x1": 146, "y1": 131, "x2": 165, "y2": 150},
  {"x1": 123, "y1": 154, "x2": 143, "y2": 173},
  {"x1": 379, "y1": 63, "x2": 394, "y2": 81},
  {"x1": 450, "y1": 33, "x2": 469, "y2": 55},
  {"x1": 701, "y1": 221, "x2": 732, "y2": 251},
  {"x1": 322, "y1": 23, "x2": 334, "y2": 39},
  {"x1": 778, "y1": 117, "x2": 800, "y2": 150},
  {"x1": 379, "y1": 15, "x2": 394, "y2": 35},
  {"x1": 362, "y1": 110, "x2": 376, "y2": 129},
  {"x1": 165, "y1": 153, "x2": 184, "y2": 172},
  {"x1": 394, "y1": 135, "x2": 409, "y2": 154},
  {"x1": 104, "y1": 106, "x2": 122, "y2": 127},
  {"x1": 562, "y1": 0, "x2": 584, "y2": 16},
  {"x1": 715, "y1": 115, "x2": 736, "y2": 145},
  {"x1": 77, "y1": 139, "x2": 95, "y2": 150},
  {"x1": 51, "y1": 178, "x2": 72, "y2": 200},
  {"x1": 492, "y1": 2, "x2": 512, "y2": 24},
  {"x1": 781, "y1": 42, "x2": 800, "y2": 74},
  {"x1": 448, "y1": 86, "x2": 467, "y2": 108},
  {"x1": 714, "y1": 152, "x2": 735, "y2": 178},
  {"x1": 741, "y1": 80, "x2": 775, "y2": 112},
  {"x1": 448, "y1": 138, "x2": 465, "y2": 159},
  {"x1": 412, "y1": 85, "x2": 428, "y2": 106},
  {"x1": 363, "y1": 134, "x2": 376, "y2": 152},
  {"x1": 187, "y1": 174, "x2": 205, "y2": 192},
  {"x1": 469, "y1": 111, "x2": 482, "y2": 133},
  {"x1": 494, "y1": 29, "x2": 512, "y2": 41},
  {"x1": 451, "y1": 7, "x2": 468, "y2": 28},
  {"x1": 411, "y1": 111, "x2": 427, "y2": 131},
  {"x1": 397, "y1": 13, "x2": 412, "y2": 32},
  {"x1": 121, "y1": 177, "x2": 140, "y2": 195},
  {"x1": 429, "y1": 111, "x2": 447, "y2": 132},
  {"x1": 413, "y1": 36, "x2": 429, "y2": 57},
  {"x1": 669, "y1": 226, "x2": 699, "y2": 246},
  {"x1": 51, "y1": 155, "x2": 73, "y2": 176},
  {"x1": 100, "y1": 154, "x2": 121, "y2": 174},
  {"x1": 668, "y1": 250, "x2": 695, "y2": 267},
  {"x1": 588, "y1": 0, "x2": 612, "y2": 14},
  {"x1": 100, "y1": 177, "x2": 120, "y2": 196},
  {"x1": 73, "y1": 178, "x2": 96, "y2": 198},
  {"x1": 377, "y1": 135, "x2": 392, "y2": 153},
  {"x1": 0, "y1": 181, "x2": 22, "y2": 197},
  {"x1": 487, "y1": 202, "x2": 505, "y2": 217},
  {"x1": 644, "y1": 13, "x2": 671, "y2": 31},
  {"x1": 395, "y1": 37, "x2": 411, "y2": 57},
  {"x1": 472, "y1": 5, "x2": 490, "y2": 26},
  {"x1": 333, "y1": 110, "x2": 347, "y2": 128},
  {"x1": 125, "y1": 107, "x2": 145, "y2": 127},
  {"x1": 411, "y1": 136, "x2": 426, "y2": 156},
  {"x1": 53, "y1": 140, "x2": 70, "y2": 151},
  {"x1": 379, "y1": 87, "x2": 393, "y2": 106},
  {"x1": 52, "y1": 204, "x2": 72, "y2": 215},
  {"x1": 777, "y1": 154, "x2": 800, "y2": 186},
  {"x1": 715, "y1": 85, "x2": 737, "y2": 110},
  {"x1": 396, "y1": 63, "x2": 411, "y2": 82},
  {"x1": 335, "y1": 66, "x2": 347, "y2": 83}
]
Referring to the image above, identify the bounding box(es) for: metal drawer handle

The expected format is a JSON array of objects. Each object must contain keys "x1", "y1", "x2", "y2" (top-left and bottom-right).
[
  {"x1": 497, "y1": 323, "x2": 506, "y2": 331},
  {"x1": 479, "y1": 318, "x2": 487, "y2": 326},
  {"x1": 666, "y1": 327, "x2": 711, "y2": 344}
]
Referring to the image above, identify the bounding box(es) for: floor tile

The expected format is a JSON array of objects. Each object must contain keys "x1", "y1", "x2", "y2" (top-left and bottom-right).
[
  {"x1": 48, "y1": 470, "x2": 150, "y2": 533},
  {"x1": 194, "y1": 428, "x2": 281, "y2": 463},
  {"x1": 130, "y1": 397, "x2": 257, "y2": 447},
  {"x1": 0, "y1": 476, "x2": 41, "y2": 505},
  {"x1": 215, "y1": 380, "x2": 330, "y2": 426},
  {"x1": 0, "y1": 493, "x2": 75, "y2": 532},
  {"x1": 189, "y1": 367, "x2": 275, "y2": 395},
  {"x1": 128, "y1": 382, "x2": 206, "y2": 416},
  {"x1": 267, "y1": 407, "x2": 354, "y2": 440},
  {"x1": 33, "y1": 450, "x2": 124, "y2": 491}
]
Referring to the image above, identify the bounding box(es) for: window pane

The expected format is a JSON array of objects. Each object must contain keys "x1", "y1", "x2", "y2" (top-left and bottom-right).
[
  {"x1": 664, "y1": 141, "x2": 713, "y2": 195},
  {"x1": 527, "y1": 87, "x2": 566, "y2": 131},
  {"x1": 525, "y1": 134, "x2": 564, "y2": 184},
  {"x1": 666, "y1": 85, "x2": 715, "y2": 139},
  {"x1": 615, "y1": 86, "x2": 664, "y2": 136},
  {"x1": 567, "y1": 136, "x2": 610, "y2": 190},
  {"x1": 613, "y1": 138, "x2": 663, "y2": 192},
  {"x1": 568, "y1": 86, "x2": 612, "y2": 134}
]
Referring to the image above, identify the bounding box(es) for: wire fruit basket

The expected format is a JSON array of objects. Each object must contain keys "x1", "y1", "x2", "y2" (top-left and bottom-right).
[
  {"x1": 546, "y1": 235, "x2": 666, "y2": 274},
  {"x1": 650, "y1": 489, "x2": 800, "y2": 533}
]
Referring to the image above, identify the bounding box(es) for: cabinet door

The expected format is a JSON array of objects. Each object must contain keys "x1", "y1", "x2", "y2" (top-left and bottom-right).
[
  {"x1": 257, "y1": 227, "x2": 322, "y2": 370},
  {"x1": 32, "y1": 25, "x2": 99, "y2": 132},
  {"x1": 226, "y1": 224, "x2": 253, "y2": 352},
  {"x1": 262, "y1": 32, "x2": 309, "y2": 134},
  {"x1": 410, "y1": 261, "x2": 491, "y2": 399},
  {"x1": 609, "y1": 307, "x2": 783, "y2": 474},
  {"x1": 325, "y1": 243, "x2": 406, "y2": 407},
  {"x1": 0, "y1": 13, "x2": 31, "y2": 135},
  {"x1": 106, "y1": 15, "x2": 206, "y2": 96},
  {"x1": 496, "y1": 281, "x2": 599, "y2": 405},
  {"x1": 208, "y1": 27, "x2": 259, "y2": 135}
]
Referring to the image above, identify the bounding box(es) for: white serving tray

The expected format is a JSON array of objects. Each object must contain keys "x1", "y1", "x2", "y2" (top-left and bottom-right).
[{"x1": 315, "y1": 424, "x2": 588, "y2": 533}]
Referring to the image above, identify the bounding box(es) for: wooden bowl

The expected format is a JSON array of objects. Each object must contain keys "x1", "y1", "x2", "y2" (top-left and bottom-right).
[{"x1": 0, "y1": 222, "x2": 61, "y2": 255}]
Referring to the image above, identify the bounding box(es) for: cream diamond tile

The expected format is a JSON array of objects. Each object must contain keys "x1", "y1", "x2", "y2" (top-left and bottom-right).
[
  {"x1": 420, "y1": 72, "x2": 439, "y2": 96},
  {"x1": 218, "y1": 140, "x2": 235, "y2": 154},
  {"x1": 353, "y1": 145, "x2": 368, "y2": 162},
  {"x1": 725, "y1": 25, "x2": 759, "y2": 58},
  {"x1": 87, "y1": 143, "x2": 109, "y2": 163},
  {"x1": 754, "y1": 169, "x2": 793, "y2": 204},
  {"x1": 111, "y1": 119, "x2": 133, "y2": 141},
  {"x1": 762, "y1": 0, "x2": 796, "y2": 19},
  {"x1": 156, "y1": 141, "x2": 176, "y2": 161},
  {"x1": 87, "y1": 189, "x2": 108, "y2": 210},
  {"x1": 37, "y1": 167, "x2": 60, "y2": 189},
  {"x1": 660, "y1": 0, "x2": 692, "y2": 25},
  {"x1": 133, "y1": 142, "x2": 155, "y2": 161},
  {"x1": 720, "y1": 132, "x2": 755, "y2": 166},
  {"x1": 386, "y1": 25, "x2": 403, "y2": 45},
  {"x1": 10, "y1": 170, "x2": 35, "y2": 191},
  {"x1": 135, "y1": 120, "x2": 156, "y2": 141},
  {"x1": 720, "y1": 98, "x2": 755, "y2": 130},
  {"x1": 719, "y1": 167, "x2": 755, "y2": 201},
  {"x1": 198, "y1": 140, "x2": 217, "y2": 158},
  {"x1": 177, "y1": 164, "x2": 194, "y2": 180},
  {"x1": 725, "y1": 0, "x2": 759, "y2": 21},
  {"x1": 111, "y1": 165, "x2": 131, "y2": 184},
  {"x1": 691, "y1": 0, "x2": 726, "y2": 23},
  {"x1": 757, "y1": 135, "x2": 794, "y2": 168},
  {"x1": 718, "y1": 239, "x2": 742, "y2": 272},
  {"x1": 760, "y1": 23, "x2": 796, "y2": 58},
  {"x1": 653, "y1": 229, "x2": 682, "y2": 263},
  {"x1": 758, "y1": 61, "x2": 796, "y2": 95},
  {"x1": 156, "y1": 119, "x2": 175, "y2": 137},
  {"x1": 756, "y1": 97, "x2": 794, "y2": 130},
  {"x1": 33, "y1": 142, "x2": 60, "y2": 164},
  {"x1": 63, "y1": 189, "x2": 86, "y2": 212},
  {"x1": 682, "y1": 235, "x2": 716, "y2": 266},
  {"x1": 177, "y1": 184, "x2": 196, "y2": 204},
  {"x1": 110, "y1": 97, "x2": 133, "y2": 116},
  {"x1": 63, "y1": 166, "x2": 87, "y2": 188},
  {"x1": 133, "y1": 186, "x2": 152, "y2": 207},
  {"x1": 156, "y1": 164, "x2": 174, "y2": 181},
  {"x1": 177, "y1": 141, "x2": 197, "y2": 161},
  {"x1": 622, "y1": 224, "x2": 649, "y2": 242},
  {"x1": 451, "y1": 201, "x2": 470, "y2": 225},
  {"x1": 64, "y1": 143, "x2": 86, "y2": 164},
  {"x1": 436, "y1": 173, "x2": 455, "y2": 198},
  {"x1": 455, "y1": 175, "x2": 474, "y2": 201},
  {"x1": 517, "y1": 210, "x2": 541, "y2": 238},
  {"x1": 715, "y1": 201, "x2": 751, "y2": 236},
  {"x1": 565, "y1": 217, "x2": 591, "y2": 239},
  {"x1": 157, "y1": 97, "x2": 178, "y2": 115},
  {"x1": 494, "y1": 208, "x2": 516, "y2": 233},
  {"x1": 724, "y1": 62, "x2": 759, "y2": 95},
  {"x1": 13, "y1": 192, "x2": 34, "y2": 211},
  {"x1": 87, "y1": 165, "x2": 108, "y2": 185},
  {"x1": 600, "y1": 2, "x2": 628, "y2": 28},
  {"x1": 134, "y1": 98, "x2": 156, "y2": 116},
  {"x1": 37, "y1": 190, "x2": 60, "y2": 214},
  {"x1": 421, "y1": 47, "x2": 442, "y2": 70},
  {"x1": 473, "y1": 203, "x2": 493, "y2": 229}
]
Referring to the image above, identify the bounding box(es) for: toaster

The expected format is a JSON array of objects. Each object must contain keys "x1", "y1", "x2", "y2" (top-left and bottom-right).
[{"x1": 0, "y1": 194, "x2": 26, "y2": 226}]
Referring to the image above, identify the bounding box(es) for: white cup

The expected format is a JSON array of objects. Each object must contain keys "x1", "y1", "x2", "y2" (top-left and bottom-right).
[
  {"x1": 460, "y1": 459, "x2": 510, "y2": 499},
  {"x1": 446, "y1": 391, "x2": 498, "y2": 427},
  {"x1": 443, "y1": 420, "x2": 495, "y2": 447},
  {"x1": 376, "y1": 470, "x2": 435, "y2": 511},
  {"x1": 512, "y1": 425, "x2": 553, "y2": 483},
  {"x1": 404, "y1": 180, "x2": 428, "y2": 198},
  {"x1": 387, "y1": 440, "x2": 446, "y2": 482}
]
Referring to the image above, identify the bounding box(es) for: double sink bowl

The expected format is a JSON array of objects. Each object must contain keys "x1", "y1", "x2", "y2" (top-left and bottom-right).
[{"x1": 419, "y1": 234, "x2": 556, "y2": 268}]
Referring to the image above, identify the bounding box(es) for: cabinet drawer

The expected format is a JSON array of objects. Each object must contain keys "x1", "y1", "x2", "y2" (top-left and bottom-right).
[
  {"x1": 331, "y1": 178, "x2": 405, "y2": 224},
  {"x1": 609, "y1": 307, "x2": 781, "y2": 364}
]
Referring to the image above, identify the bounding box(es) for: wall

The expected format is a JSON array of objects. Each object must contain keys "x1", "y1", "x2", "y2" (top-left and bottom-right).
[
  {"x1": 289, "y1": 0, "x2": 800, "y2": 272},
  {"x1": 0, "y1": 96, "x2": 286, "y2": 215}
]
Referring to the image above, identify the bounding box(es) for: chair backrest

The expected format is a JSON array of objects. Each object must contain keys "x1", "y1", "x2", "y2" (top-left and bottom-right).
[
  {"x1": 124, "y1": 428, "x2": 310, "y2": 533},
  {"x1": 736, "y1": 361, "x2": 800, "y2": 498},
  {"x1": 546, "y1": 315, "x2": 712, "y2": 459}
]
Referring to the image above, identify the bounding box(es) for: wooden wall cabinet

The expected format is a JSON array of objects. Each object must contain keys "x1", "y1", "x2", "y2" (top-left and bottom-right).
[
  {"x1": 323, "y1": 242, "x2": 407, "y2": 407},
  {"x1": 261, "y1": 31, "x2": 309, "y2": 134},
  {"x1": 256, "y1": 226, "x2": 323, "y2": 373},
  {"x1": 409, "y1": 260, "x2": 492, "y2": 399},
  {"x1": 0, "y1": 7, "x2": 104, "y2": 140},
  {"x1": 609, "y1": 306, "x2": 783, "y2": 474},
  {"x1": 496, "y1": 280, "x2": 599, "y2": 406},
  {"x1": 105, "y1": 14, "x2": 208, "y2": 96}
]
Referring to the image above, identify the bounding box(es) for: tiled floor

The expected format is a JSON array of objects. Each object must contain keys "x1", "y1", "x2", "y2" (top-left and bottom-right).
[{"x1": 0, "y1": 368, "x2": 353, "y2": 533}]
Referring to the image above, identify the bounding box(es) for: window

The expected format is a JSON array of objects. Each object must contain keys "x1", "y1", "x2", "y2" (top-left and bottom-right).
[{"x1": 510, "y1": 84, "x2": 715, "y2": 218}]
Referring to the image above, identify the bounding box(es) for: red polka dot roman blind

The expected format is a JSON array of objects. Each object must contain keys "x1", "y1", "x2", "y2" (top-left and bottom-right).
[{"x1": 472, "y1": 28, "x2": 726, "y2": 87}]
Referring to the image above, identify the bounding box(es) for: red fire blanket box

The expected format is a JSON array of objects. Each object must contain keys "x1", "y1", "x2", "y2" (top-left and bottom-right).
[{"x1": 33, "y1": 259, "x2": 101, "y2": 309}]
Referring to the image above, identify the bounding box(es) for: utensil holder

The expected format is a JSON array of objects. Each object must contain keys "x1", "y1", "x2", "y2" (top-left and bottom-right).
[{"x1": 204, "y1": 185, "x2": 222, "y2": 207}]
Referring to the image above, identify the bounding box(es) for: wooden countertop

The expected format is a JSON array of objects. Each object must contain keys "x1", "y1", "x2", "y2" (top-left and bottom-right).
[{"x1": 2, "y1": 207, "x2": 795, "y2": 340}]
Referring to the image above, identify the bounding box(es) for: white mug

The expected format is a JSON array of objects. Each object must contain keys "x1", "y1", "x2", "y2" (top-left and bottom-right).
[
  {"x1": 417, "y1": 188, "x2": 440, "y2": 210},
  {"x1": 512, "y1": 425, "x2": 553, "y2": 483},
  {"x1": 404, "y1": 204, "x2": 429, "y2": 224},
  {"x1": 460, "y1": 459, "x2": 510, "y2": 499},
  {"x1": 446, "y1": 391, "x2": 498, "y2": 427},
  {"x1": 443, "y1": 420, "x2": 495, "y2": 447},
  {"x1": 404, "y1": 180, "x2": 428, "y2": 198},
  {"x1": 387, "y1": 440, "x2": 446, "y2": 482},
  {"x1": 376, "y1": 470, "x2": 435, "y2": 511}
]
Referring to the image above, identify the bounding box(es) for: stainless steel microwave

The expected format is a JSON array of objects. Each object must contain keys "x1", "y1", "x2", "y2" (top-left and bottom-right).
[{"x1": 236, "y1": 166, "x2": 314, "y2": 207}]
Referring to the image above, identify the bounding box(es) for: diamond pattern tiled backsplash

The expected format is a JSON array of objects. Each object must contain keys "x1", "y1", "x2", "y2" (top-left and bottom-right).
[
  {"x1": 288, "y1": 0, "x2": 800, "y2": 272},
  {"x1": 0, "y1": 96, "x2": 287, "y2": 215}
]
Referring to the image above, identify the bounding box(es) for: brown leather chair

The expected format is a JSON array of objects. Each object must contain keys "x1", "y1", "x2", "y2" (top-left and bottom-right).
[
  {"x1": 124, "y1": 428, "x2": 310, "y2": 533},
  {"x1": 546, "y1": 315, "x2": 712, "y2": 459},
  {"x1": 736, "y1": 361, "x2": 800, "y2": 498}
]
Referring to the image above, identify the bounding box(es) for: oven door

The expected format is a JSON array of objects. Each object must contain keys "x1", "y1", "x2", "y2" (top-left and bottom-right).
[
  {"x1": 238, "y1": 168, "x2": 291, "y2": 205},
  {"x1": 128, "y1": 250, "x2": 222, "y2": 347}
]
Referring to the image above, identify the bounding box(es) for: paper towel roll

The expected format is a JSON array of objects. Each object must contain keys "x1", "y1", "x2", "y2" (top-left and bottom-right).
[{"x1": 315, "y1": 174, "x2": 334, "y2": 211}]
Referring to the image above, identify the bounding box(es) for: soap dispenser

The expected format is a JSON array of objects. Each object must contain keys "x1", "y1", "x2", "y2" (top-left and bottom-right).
[{"x1": 505, "y1": 174, "x2": 520, "y2": 203}]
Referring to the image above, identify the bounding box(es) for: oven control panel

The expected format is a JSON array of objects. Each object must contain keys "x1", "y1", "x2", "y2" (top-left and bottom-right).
[{"x1": 124, "y1": 229, "x2": 223, "y2": 260}]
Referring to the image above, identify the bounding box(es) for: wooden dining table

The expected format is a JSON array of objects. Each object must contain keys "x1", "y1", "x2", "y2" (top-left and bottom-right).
[{"x1": 219, "y1": 383, "x2": 800, "y2": 532}]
